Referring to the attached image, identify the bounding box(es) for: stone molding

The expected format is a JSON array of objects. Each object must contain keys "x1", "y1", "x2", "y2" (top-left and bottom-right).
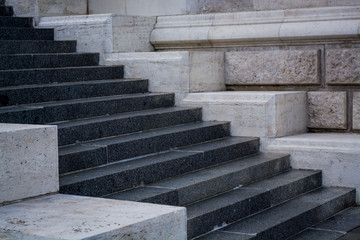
[{"x1": 151, "y1": 6, "x2": 360, "y2": 49}]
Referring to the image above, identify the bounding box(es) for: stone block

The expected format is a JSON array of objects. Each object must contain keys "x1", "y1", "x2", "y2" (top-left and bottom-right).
[
  {"x1": 326, "y1": 48, "x2": 360, "y2": 85},
  {"x1": 253, "y1": 0, "x2": 329, "y2": 10},
  {"x1": 88, "y1": 0, "x2": 126, "y2": 15},
  {"x1": 225, "y1": 50, "x2": 320, "y2": 85},
  {"x1": 126, "y1": 0, "x2": 186, "y2": 16},
  {"x1": 104, "y1": 51, "x2": 225, "y2": 103},
  {"x1": 37, "y1": 0, "x2": 87, "y2": 17},
  {"x1": 0, "y1": 194, "x2": 187, "y2": 239},
  {"x1": 180, "y1": 91, "x2": 307, "y2": 137},
  {"x1": 0, "y1": 124, "x2": 58, "y2": 205},
  {"x1": 354, "y1": 92, "x2": 360, "y2": 130},
  {"x1": 263, "y1": 133, "x2": 360, "y2": 204},
  {"x1": 307, "y1": 91, "x2": 347, "y2": 129},
  {"x1": 186, "y1": 0, "x2": 253, "y2": 14}
]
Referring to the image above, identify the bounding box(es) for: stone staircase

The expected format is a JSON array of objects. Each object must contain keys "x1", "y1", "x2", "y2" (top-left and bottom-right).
[{"x1": 0, "y1": 1, "x2": 357, "y2": 239}]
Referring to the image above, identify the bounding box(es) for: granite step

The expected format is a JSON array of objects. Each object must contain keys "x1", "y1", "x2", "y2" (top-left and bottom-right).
[
  {"x1": 0, "y1": 65, "x2": 124, "y2": 87},
  {"x1": 0, "y1": 27, "x2": 54, "y2": 40},
  {"x1": 188, "y1": 169, "x2": 324, "y2": 239},
  {"x1": 60, "y1": 136, "x2": 259, "y2": 196},
  {"x1": 0, "y1": 40, "x2": 77, "y2": 54},
  {"x1": 0, "y1": 79, "x2": 148, "y2": 106},
  {"x1": 55, "y1": 107, "x2": 202, "y2": 146},
  {"x1": 0, "y1": 92, "x2": 174, "y2": 124},
  {"x1": 106, "y1": 152, "x2": 290, "y2": 206},
  {"x1": 0, "y1": 53, "x2": 99, "y2": 70},
  {"x1": 0, "y1": 6, "x2": 13, "y2": 16},
  {"x1": 197, "y1": 187, "x2": 355, "y2": 240},
  {"x1": 0, "y1": 16, "x2": 33, "y2": 28},
  {"x1": 289, "y1": 207, "x2": 360, "y2": 240},
  {"x1": 0, "y1": 0, "x2": 5, "y2": 6}
]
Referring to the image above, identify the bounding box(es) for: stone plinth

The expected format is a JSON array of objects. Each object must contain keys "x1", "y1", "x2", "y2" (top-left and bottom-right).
[
  {"x1": 0, "y1": 194, "x2": 187, "y2": 239},
  {"x1": 0, "y1": 123, "x2": 58, "y2": 205},
  {"x1": 307, "y1": 91, "x2": 347, "y2": 129},
  {"x1": 354, "y1": 92, "x2": 360, "y2": 130},
  {"x1": 326, "y1": 48, "x2": 360, "y2": 85},
  {"x1": 180, "y1": 91, "x2": 307, "y2": 137},
  {"x1": 104, "y1": 51, "x2": 225, "y2": 103},
  {"x1": 225, "y1": 50, "x2": 320, "y2": 85}
]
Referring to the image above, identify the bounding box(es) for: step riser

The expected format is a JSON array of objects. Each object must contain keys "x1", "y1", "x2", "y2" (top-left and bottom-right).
[
  {"x1": 60, "y1": 124, "x2": 232, "y2": 196},
  {"x1": 60, "y1": 138, "x2": 259, "y2": 188},
  {"x1": 0, "y1": 40, "x2": 77, "y2": 54},
  {"x1": 0, "y1": 53, "x2": 99, "y2": 70},
  {"x1": 0, "y1": 6, "x2": 13, "y2": 16},
  {"x1": 1, "y1": 79, "x2": 148, "y2": 107},
  {"x1": 248, "y1": 190, "x2": 356, "y2": 240},
  {"x1": 0, "y1": 66, "x2": 124, "y2": 87},
  {"x1": 187, "y1": 172, "x2": 323, "y2": 239},
  {"x1": 58, "y1": 108, "x2": 202, "y2": 146},
  {"x1": 0, "y1": 28, "x2": 54, "y2": 40},
  {"x1": 0, "y1": 17, "x2": 33, "y2": 28},
  {"x1": 0, "y1": 94, "x2": 174, "y2": 124}
]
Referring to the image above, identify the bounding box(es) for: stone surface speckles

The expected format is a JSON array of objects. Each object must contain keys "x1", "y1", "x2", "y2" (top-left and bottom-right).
[
  {"x1": 326, "y1": 48, "x2": 360, "y2": 85},
  {"x1": 0, "y1": 194, "x2": 187, "y2": 240},
  {"x1": 353, "y1": 92, "x2": 360, "y2": 130},
  {"x1": 225, "y1": 50, "x2": 320, "y2": 85},
  {"x1": 307, "y1": 91, "x2": 347, "y2": 129}
]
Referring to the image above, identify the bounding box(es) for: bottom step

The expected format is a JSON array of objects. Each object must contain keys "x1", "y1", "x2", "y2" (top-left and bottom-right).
[{"x1": 196, "y1": 187, "x2": 355, "y2": 240}]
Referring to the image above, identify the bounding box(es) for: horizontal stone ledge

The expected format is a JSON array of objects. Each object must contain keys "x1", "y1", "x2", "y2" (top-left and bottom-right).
[{"x1": 151, "y1": 6, "x2": 360, "y2": 49}]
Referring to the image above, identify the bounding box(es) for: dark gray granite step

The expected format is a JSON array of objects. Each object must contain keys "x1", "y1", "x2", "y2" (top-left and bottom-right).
[
  {"x1": 0, "y1": 79, "x2": 148, "y2": 106},
  {"x1": 0, "y1": 40, "x2": 77, "y2": 54},
  {"x1": 0, "y1": 16, "x2": 33, "y2": 28},
  {"x1": 289, "y1": 207, "x2": 360, "y2": 240},
  {"x1": 0, "y1": 66, "x2": 124, "y2": 87},
  {"x1": 0, "y1": 0, "x2": 5, "y2": 6},
  {"x1": 0, "y1": 92, "x2": 174, "y2": 124},
  {"x1": 0, "y1": 6, "x2": 13, "y2": 16},
  {"x1": 0, "y1": 27, "x2": 53, "y2": 40},
  {"x1": 0, "y1": 53, "x2": 99, "y2": 70},
  {"x1": 56, "y1": 107, "x2": 202, "y2": 146},
  {"x1": 197, "y1": 187, "x2": 355, "y2": 240},
  {"x1": 106, "y1": 152, "x2": 291, "y2": 207},
  {"x1": 60, "y1": 136, "x2": 259, "y2": 196}
]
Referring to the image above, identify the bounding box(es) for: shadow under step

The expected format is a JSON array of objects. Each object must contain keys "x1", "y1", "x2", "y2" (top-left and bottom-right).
[
  {"x1": 0, "y1": 53, "x2": 100, "y2": 70},
  {"x1": 0, "y1": 16, "x2": 33, "y2": 28},
  {"x1": 0, "y1": 27, "x2": 53, "y2": 40},
  {"x1": 0, "y1": 78, "x2": 148, "y2": 106},
  {"x1": 0, "y1": 93, "x2": 174, "y2": 124},
  {"x1": 56, "y1": 107, "x2": 202, "y2": 146},
  {"x1": 0, "y1": 40, "x2": 77, "y2": 54},
  {"x1": 0, "y1": 65, "x2": 124, "y2": 87},
  {"x1": 197, "y1": 187, "x2": 355, "y2": 240},
  {"x1": 60, "y1": 136, "x2": 259, "y2": 196},
  {"x1": 106, "y1": 152, "x2": 291, "y2": 207}
]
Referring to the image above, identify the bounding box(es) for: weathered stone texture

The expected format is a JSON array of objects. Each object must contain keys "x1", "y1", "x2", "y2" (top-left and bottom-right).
[
  {"x1": 326, "y1": 48, "x2": 360, "y2": 85},
  {"x1": 353, "y1": 92, "x2": 360, "y2": 130},
  {"x1": 225, "y1": 50, "x2": 320, "y2": 85},
  {"x1": 186, "y1": 0, "x2": 253, "y2": 14},
  {"x1": 253, "y1": 0, "x2": 328, "y2": 10},
  {"x1": 307, "y1": 92, "x2": 347, "y2": 129}
]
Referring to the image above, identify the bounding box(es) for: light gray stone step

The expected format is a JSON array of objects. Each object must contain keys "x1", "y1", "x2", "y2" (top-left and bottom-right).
[
  {"x1": 289, "y1": 206, "x2": 360, "y2": 240},
  {"x1": 106, "y1": 152, "x2": 291, "y2": 206},
  {"x1": 197, "y1": 187, "x2": 355, "y2": 240},
  {"x1": 59, "y1": 137, "x2": 259, "y2": 196},
  {"x1": 0, "y1": 78, "x2": 148, "y2": 106}
]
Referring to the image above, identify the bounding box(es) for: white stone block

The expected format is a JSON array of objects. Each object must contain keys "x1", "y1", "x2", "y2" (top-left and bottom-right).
[
  {"x1": 354, "y1": 92, "x2": 360, "y2": 130},
  {"x1": 88, "y1": 0, "x2": 126, "y2": 15},
  {"x1": 0, "y1": 124, "x2": 58, "y2": 205},
  {"x1": 0, "y1": 194, "x2": 187, "y2": 239},
  {"x1": 104, "y1": 51, "x2": 225, "y2": 103},
  {"x1": 263, "y1": 133, "x2": 360, "y2": 204},
  {"x1": 180, "y1": 91, "x2": 307, "y2": 137},
  {"x1": 126, "y1": 0, "x2": 186, "y2": 16}
]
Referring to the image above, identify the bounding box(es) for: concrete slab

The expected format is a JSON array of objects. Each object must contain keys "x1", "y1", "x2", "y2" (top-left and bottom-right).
[
  {"x1": 0, "y1": 123, "x2": 58, "y2": 205},
  {"x1": 0, "y1": 194, "x2": 187, "y2": 240},
  {"x1": 263, "y1": 133, "x2": 360, "y2": 204}
]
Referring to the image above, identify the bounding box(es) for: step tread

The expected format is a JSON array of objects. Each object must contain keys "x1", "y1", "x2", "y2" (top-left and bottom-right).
[
  {"x1": 106, "y1": 152, "x2": 290, "y2": 204},
  {"x1": 60, "y1": 136, "x2": 255, "y2": 185},
  {"x1": 0, "y1": 16, "x2": 33, "y2": 28},
  {"x1": 0, "y1": 40, "x2": 77, "y2": 54},
  {"x1": 0, "y1": 27, "x2": 53, "y2": 40},
  {"x1": 199, "y1": 187, "x2": 355, "y2": 240}
]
